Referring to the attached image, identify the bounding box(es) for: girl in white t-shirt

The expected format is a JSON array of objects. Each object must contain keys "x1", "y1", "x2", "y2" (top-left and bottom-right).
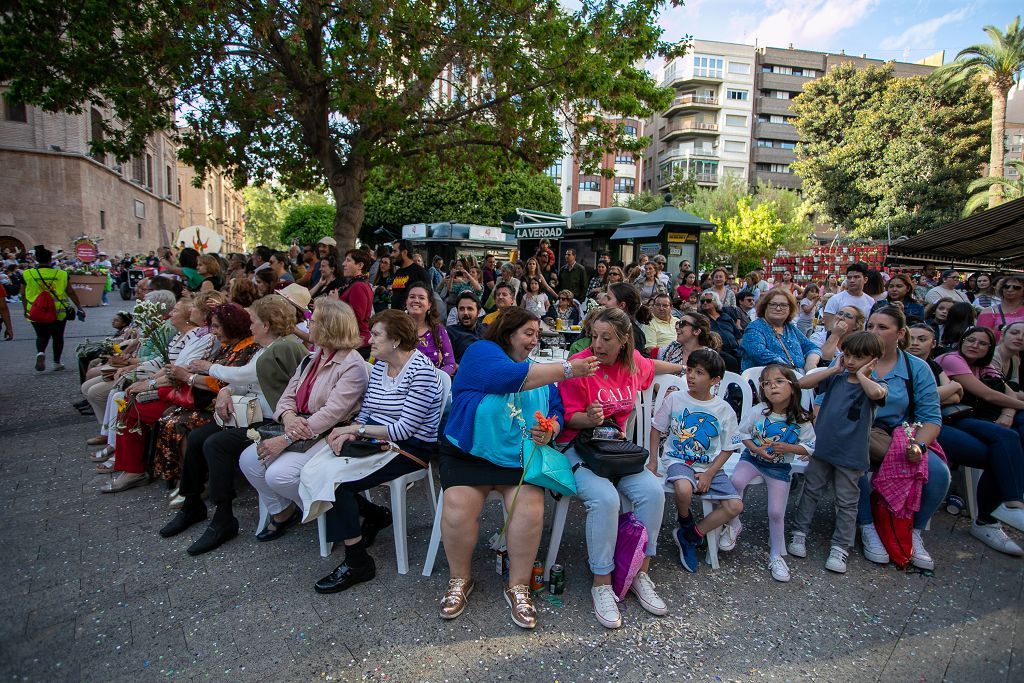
[
  {"x1": 726, "y1": 364, "x2": 815, "y2": 582},
  {"x1": 520, "y1": 277, "x2": 550, "y2": 319}
]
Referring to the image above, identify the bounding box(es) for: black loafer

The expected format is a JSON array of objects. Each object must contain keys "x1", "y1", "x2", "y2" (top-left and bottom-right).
[
  {"x1": 256, "y1": 508, "x2": 301, "y2": 542},
  {"x1": 361, "y1": 508, "x2": 393, "y2": 548},
  {"x1": 159, "y1": 505, "x2": 208, "y2": 538},
  {"x1": 187, "y1": 519, "x2": 239, "y2": 556},
  {"x1": 314, "y1": 558, "x2": 376, "y2": 594}
]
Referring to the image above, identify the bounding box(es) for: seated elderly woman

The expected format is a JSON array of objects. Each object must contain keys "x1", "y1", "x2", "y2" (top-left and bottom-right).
[
  {"x1": 102, "y1": 300, "x2": 254, "y2": 493},
  {"x1": 239, "y1": 299, "x2": 369, "y2": 542},
  {"x1": 740, "y1": 287, "x2": 822, "y2": 373},
  {"x1": 303, "y1": 310, "x2": 444, "y2": 593},
  {"x1": 158, "y1": 294, "x2": 309, "y2": 554}
]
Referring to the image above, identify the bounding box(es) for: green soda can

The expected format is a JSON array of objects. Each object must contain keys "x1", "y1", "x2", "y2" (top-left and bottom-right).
[{"x1": 549, "y1": 564, "x2": 565, "y2": 595}]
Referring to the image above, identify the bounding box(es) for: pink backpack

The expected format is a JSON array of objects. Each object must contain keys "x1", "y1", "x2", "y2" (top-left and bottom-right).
[{"x1": 611, "y1": 512, "x2": 648, "y2": 600}]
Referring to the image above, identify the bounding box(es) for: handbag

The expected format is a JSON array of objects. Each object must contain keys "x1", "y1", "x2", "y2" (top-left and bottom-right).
[
  {"x1": 255, "y1": 420, "x2": 323, "y2": 453},
  {"x1": 135, "y1": 389, "x2": 160, "y2": 404},
  {"x1": 573, "y1": 420, "x2": 649, "y2": 479},
  {"x1": 963, "y1": 375, "x2": 1007, "y2": 422},
  {"x1": 214, "y1": 393, "x2": 263, "y2": 428},
  {"x1": 158, "y1": 383, "x2": 195, "y2": 409},
  {"x1": 522, "y1": 441, "x2": 576, "y2": 497},
  {"x1": 870, "y1": 490, "x2": 913, "y2": 569},
  {"x1": 611, "y1": 512, "x2": 648, "y2": 600},
  {"x1": 338, "y1": 437, "x2": 428, "y2": 469},
  {"x1": 941, "y1": 403, "x2": 973, "y2": 423}
]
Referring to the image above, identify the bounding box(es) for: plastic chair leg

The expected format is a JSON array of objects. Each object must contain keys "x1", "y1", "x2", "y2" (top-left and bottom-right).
[
  {"x1": 701, "y1": 498, "x2": 720, "y2": 569},
  {"x1": 426, "y1": 463, "x2": 437, "y2": 516},
  {"x1": 964, "y1": 467, "x2": 980, "y2": 522},
  {"x1": 256, "y1": 499, "x2": 269, "y2": 536},
  {"x1": 318, "y1": 515, "x2": 333, "y2": 557},
  {"x1": 422, "y1": 488, "x2": 445, "y2": 577},
  {"x1": 543, "y1": 495, "x2": 571, "y2": 581},
  {"x1": 389, "y1": 479, "x2": 410, "y2": 574}
]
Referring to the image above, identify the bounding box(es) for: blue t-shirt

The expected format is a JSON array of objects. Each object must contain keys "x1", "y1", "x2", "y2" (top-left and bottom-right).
[{"x1": 813, "y1": 372, "x2": 886, "y2": 471}]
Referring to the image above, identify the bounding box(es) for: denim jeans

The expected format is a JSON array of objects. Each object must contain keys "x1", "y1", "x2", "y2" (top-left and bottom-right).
[
  {"x1": 856, "y1": 450, "x2": 950, "y2": 530},
  {"x1": 568, "y1": 446, "x2": 665, "y2": 575},
  {"x1": 939, "y1": 419, "x2": 1024, "y2": 523}
]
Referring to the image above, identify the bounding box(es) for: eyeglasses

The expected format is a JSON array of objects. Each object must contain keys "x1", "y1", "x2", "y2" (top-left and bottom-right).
[
  {"x1": 766, "y1": 302, "x2": 789, "y2": 310},
  {"x1": 760, "y1": 378, "x2": 788, "y2": 388},
  {"x1": 836, "y1": 311, "x2": 857, "y2": 319}
]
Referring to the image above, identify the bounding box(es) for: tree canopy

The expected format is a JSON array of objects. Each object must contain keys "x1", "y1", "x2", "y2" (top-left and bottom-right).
[
  {"x1": 241, "y1": 186, "x2": 330, "y2": 249},
  {"x1": 791, "y1": 63, "x2": 990, "y2": 239},
  {"x1": 1, "y1": 0, "x2": 684, "y2": 250},
  {"x1": 281, "y1": 203, "x2": 336, "y2": 247}
]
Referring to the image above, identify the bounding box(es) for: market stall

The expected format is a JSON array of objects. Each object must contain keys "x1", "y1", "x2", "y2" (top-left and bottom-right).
[
  {"x1": 401, "y1": 222, "x2": 517, "y2": 267},
  {"x1": 609, "y1": 194, "x2": 715, "y2": 275},
  {"x1": 514, "y1": 206, "x2": 646, "y2": 269}
]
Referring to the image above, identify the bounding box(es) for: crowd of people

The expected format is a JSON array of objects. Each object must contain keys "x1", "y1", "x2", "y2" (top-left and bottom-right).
[{"x1": 13, "y1": 236, "x2": 1024, "y2": 633}]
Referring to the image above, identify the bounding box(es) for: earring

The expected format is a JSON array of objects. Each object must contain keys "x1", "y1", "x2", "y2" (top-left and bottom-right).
[{"x1": 393, "y1": 343, "x2": 398, "y2": 350}]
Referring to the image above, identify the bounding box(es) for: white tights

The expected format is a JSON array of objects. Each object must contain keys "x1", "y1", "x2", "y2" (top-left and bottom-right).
[{"x1": 729, "y1": 459, "x2": 791, "y2": 558}]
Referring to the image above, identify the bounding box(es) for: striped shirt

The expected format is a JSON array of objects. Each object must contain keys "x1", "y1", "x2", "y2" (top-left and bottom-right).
[{"x1": 357, "y1": 350, "x2": 443, "y2": 443}]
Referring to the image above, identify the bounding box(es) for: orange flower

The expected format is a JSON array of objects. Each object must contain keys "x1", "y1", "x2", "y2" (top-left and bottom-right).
[{"x1": 534, "y1": 411, "x2": 557, "y2": 433}]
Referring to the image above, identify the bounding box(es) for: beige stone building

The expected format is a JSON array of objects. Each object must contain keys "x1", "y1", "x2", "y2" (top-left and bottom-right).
[
  {"x1": 177, "y1": 161, "x2": 246, "y2": 254},
  {"x1": 0, "y1": 93, "x2": 181, "y2": 256}
]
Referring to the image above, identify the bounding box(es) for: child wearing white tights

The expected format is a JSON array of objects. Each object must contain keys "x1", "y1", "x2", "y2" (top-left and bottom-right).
[{"x1": 725, "y1": 364, "x2": 815, "y2": 582}]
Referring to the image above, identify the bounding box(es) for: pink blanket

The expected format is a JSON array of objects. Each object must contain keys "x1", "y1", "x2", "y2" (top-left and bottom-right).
[{"x1": 872, "y1": 426, "x2": 931, "y2": 519}]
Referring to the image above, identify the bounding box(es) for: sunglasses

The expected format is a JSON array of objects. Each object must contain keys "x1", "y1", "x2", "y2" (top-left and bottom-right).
[
  {"x1": 676, "y1": 320, "x2": 695, "y2": 330},
  {"x1": 1003, "y1": 284, "x2": 1023, "y2": 291}
]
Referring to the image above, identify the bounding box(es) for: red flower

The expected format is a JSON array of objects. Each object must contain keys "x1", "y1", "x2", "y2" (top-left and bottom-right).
[{"x1": 534, "y1": 411, "x2": 557, "y2": 433}]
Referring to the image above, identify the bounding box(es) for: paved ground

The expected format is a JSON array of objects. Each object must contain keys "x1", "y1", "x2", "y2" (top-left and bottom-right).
[{"x1": 1, "y1": 305, "x2": 1022, "y2": 682}]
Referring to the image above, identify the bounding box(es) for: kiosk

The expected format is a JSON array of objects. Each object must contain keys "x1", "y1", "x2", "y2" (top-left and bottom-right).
[
  {"x1": 402, "y1": 222, "x2": 517, "y2": 267},
  {"x1": 610, "y1": 194, "x2": 715, "y2": 275}
]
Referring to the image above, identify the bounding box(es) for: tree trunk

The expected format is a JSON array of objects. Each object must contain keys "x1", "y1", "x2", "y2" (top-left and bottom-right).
[
  {"x1": 328, "y1": 169, "x2": 366, "y2": 252},
  {"x1": 989, "y1": 85, "x2": 1008, "y2": 208}
]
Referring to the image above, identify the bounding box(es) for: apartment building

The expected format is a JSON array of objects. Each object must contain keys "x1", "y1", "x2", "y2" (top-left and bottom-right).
[
  {"x1": 0, "y1": 94, "x2": 181, "y2": 256},
  {"x1": 749, "y1": 47, "x2": 934, "y2": 189},
  {"x1": 641, "y1": 40, "x2": 757, "y2": 194},
  {"x1": 177, "y1": 161, "x2": 246, "y2": 253}
]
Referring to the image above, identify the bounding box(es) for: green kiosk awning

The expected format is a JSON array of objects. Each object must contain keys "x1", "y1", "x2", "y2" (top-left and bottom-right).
[
  {"x1": 610, "y1": 196, "x2": 716, "y2": 239},
  {"x1": 570, "y1": 207, "x2": 647, "y2": 231}
]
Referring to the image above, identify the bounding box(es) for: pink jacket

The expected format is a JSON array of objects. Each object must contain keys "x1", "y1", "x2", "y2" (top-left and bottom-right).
[{"x1": 274, "y1": 348, "x2": 370, "y2": 435}]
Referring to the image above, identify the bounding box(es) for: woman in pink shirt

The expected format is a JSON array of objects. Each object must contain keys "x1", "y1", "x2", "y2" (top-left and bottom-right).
[{"x1": 557, "y1": 307, "x2": 683, "y2": 630}]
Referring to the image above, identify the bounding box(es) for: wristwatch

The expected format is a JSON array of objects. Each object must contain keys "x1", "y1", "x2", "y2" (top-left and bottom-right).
[
  {"x1": 913, "y1": 440, "x2": 927, "y2": 452},
  {"x1": 358, "y1": 425, "x2": 366, "y2": 437},
  {"x1": 283, "y1": 434, "x2": 295, "y2": 445},
  {"x1": 148, "y1": 378, "x2": 157, "y2": 388}
]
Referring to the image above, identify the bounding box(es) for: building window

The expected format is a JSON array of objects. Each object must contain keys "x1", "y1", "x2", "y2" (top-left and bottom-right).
[
  {"x1": 165, "y1": 165, "x2": 172, "y2": 197},
  {"x1": 725, "y1": 114, "x2": 747, "y2": 127},
  {"x1": 613, "y1": 178, "x2": 635, "y2": 194},
  {"x1": 762, "y1": 90, "x2": 791, "y2": 100},
  {"x1": 724, "y1": 140, "x2": 746, "y2": 153},
  {"x1": 89, "y1": 108, "x2": 105, "y2": 164},
  {"x1": 177, "y1": 179, "x2": 181, "y2": 203},
  {"x1": 693, "y1": 55, "x2": 724, "y2": 79},
  {"x1": 622, "y1": 124, "x2": 637, "y2": 137},
  {"x1": 756, "y1": 162, "x2": 791, "y2": 174},
  {"x1": 614, "y1": 154, "x2": 635, "y2": 165},
  {"x1": 100, "y1": 210, "x2": 105, "y2": 230},
  {"x1": 758, "y1": 114, "x2": 791, "y2": 125},
  {"x1": 137, "y1": 223, "x2": 142, "y2": 239},
  {"x1": 145, "y1": 154, "x2": 153, "y2": 189},
  {"x1": 724, "y1": 166, "x2": 745, "y2": 177},
  {"x1": 544, "y1": 160, "x2": 562, "y2": 183},
  {"x1": 726, "y1": 89, "x2": 748, "y2": 101},
  {"x1": 131, "y1": 157, "x2": 145, "y2": 183},
  {"x1": 663, "y1": 60, "x2": 677, "y2": 84},
  {"x1": 3, "y1": 97, "x2": 27, "y2": 122},
  {"x1": 756, "y1": 139, "x2": 797, "y2": 149},
  {"x1": 134, "y1": 200, "x2": 145, "y2": 219},
  {"x1": 780, "y1": 140, "x2": 796, "y2": 150},
  {"x1": 772, "y1": 65, "x2": 793, "y2": 75},
  {"x1": 579, "y1": 179, "x2": 600, "y2": 192},
  {"x1": 728, "y1": 62, "x2": 751, "y2": 75}
]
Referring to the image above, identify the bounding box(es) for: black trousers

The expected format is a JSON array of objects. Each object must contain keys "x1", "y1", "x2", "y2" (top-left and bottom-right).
[
  {"x1": 323, "y1": 438, "x2": 434, "y2": 543},
  {"x1": 31, "y1": 319, "x2": 67, "y2": 360},
  {"x1": 179, "y1": 422, "x2": 253, "y2": 505}
]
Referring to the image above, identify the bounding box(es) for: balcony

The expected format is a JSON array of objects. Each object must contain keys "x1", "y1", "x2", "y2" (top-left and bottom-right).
[
  {"x1": 695, "y1": 173, "x2": 719, "y2": 186},
  {"x1": 660, "y1": 120, "x2": 719, "y2": 142},
  {"x1": 753, "y1": 121, "x2": 800, "y2": 141},
  {"x1": 752, "y1": 146, "x2": 796, "y2": 165},
  {"x1": 756, "y1": 96, "x2": 796, "y2": 117},
  {"x1": 665, "y1": 94, "x2": 720, "y2": 116},
  {"x1": 664, "y1": 71, "x2": 724, "y2": 89},
  {"x1": 753, "y1": 170, "x2": 802, "y2": 190},
  {"x1": 759, "y1": 72, "x2": 815, "y2": 93}
]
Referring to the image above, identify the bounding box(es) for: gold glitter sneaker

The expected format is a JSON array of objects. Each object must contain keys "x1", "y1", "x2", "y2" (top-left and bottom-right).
[
  {"x1": 439, "y1": 578, "x2": 474, "y2": 620},
  {"x1": 503, "y1": 584, "x2": 537, "y2": 630}
]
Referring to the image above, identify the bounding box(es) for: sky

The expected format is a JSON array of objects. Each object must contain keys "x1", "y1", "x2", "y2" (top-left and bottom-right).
[{"x1": 653, "y1": 0, "x2": 1019, "y2": 67}]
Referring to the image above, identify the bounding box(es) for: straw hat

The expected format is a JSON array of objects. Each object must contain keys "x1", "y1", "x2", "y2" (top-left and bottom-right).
[{"x1": 278, "y1": 283, "x2": 312, "y2": 311}]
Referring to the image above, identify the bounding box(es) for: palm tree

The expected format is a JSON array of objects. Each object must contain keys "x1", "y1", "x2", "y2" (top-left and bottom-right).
[
  {"x1": 933, "y1": 17, "x2": 1024, "y2": 209},
  {"x1": 963, "y1": 160, "x2": 1024, "y2": 215}
]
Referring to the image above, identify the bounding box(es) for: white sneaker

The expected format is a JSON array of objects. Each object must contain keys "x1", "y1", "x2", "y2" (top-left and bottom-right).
[
  {"x1": 910, "y1": 530, "x2": 934, "y2": 570},
  {"x1": 629, "y1": 572, "x2": 667, "y2": 616},
  {"x1": 51, "y1": 363, "x2": 65, "y2": 372},
  {"x1": 991, "y1": 504, "x2": 1024, "y2": 533},
  {"x1": 591, "y1": 584, "x2": 622, "y2": 629},
  {"x1": 859, "y1": 524, "x2": 890, "y2": 564},
  {"x1": 768, "y1": 554, "x2": 791, "y2": 582},
  {"x1": 970, "y1": 522, "x2": 1024, "y2": 557},
  {"x1": 787, "y1": 532, "x2": 807, "y2": 558},
  {"x1": 825, "y1": 545, "x2": 849, "y2": 573},
  {"x1": 718, "y1": 522, "x2": 739, "y2": 552}
]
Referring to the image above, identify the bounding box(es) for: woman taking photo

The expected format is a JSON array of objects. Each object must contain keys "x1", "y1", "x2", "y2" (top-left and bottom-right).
[
  {"x1": 405, "y1": 282, "x2": 456, "y2": 376},
  {"x1": 437, "y1": 307, "x2": 599, "y2": 630},
  {"x1": 854, "y1": 307, "x2": 949, "y2": 570},
  {"x1": 587, "y1": 261, "x2": 609, "y2": 300},
  {"x1": 159, "y1": 294, "x2": 309, "y2": 554},
  {"x1": 658, "y1": 311, "x2": 721, "y2": 366},
  {"x1": 372, "y1": 255, "x2": 395, "y2": 312},
  {"x1": 557, "y1": 307, "x2": 684, "y2": 629},
  {"x1": 239, "y1": 299, "x2": 370, "y2": 542},
  {"x1": 308, "y1": 310, "x2": 445, "y2": 593},
  {"x1": 907, "y1": 324, "x2": 1024, "y2": 555},
  {"x1": 739, "y1": 288, "x2": 820, "y2": 373},
  {"x1": 871, "y1": 273, "x2": 924, "y2": 325},
  {"x1": 703, "y1": 267, "x2": 736, "y2": 309},
  {"x1": 978, "y1": 275, "x2": 1024, "y2": 342}
]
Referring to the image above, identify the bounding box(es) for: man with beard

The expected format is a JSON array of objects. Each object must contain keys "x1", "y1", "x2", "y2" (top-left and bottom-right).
[{"x1": 446, "y1": 291, "x2": 485, "y2": 363}]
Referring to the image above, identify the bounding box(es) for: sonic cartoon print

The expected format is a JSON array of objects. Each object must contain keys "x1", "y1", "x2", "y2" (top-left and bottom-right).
[
  {"x1": 750, "y1": 417, "x2": 802, "y2": 464},
  {"x1": 668, "y1": 408, "x2": 721, "y2": 465}
]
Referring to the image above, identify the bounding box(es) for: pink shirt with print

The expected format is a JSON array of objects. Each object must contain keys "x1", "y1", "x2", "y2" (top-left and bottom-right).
[{"x1": 556, "y1": 348, "x2": 655, "y2": 444}]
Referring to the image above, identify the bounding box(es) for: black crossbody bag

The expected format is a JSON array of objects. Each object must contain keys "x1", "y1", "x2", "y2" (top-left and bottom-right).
[{"x1": 572, "y1": 420, "x2": 649, "y2": 479}]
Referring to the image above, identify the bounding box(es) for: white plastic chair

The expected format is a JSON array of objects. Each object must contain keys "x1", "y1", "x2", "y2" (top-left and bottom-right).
[
  {"x1": 422, "y1": 489, "x2": 508, "y2": 576},
  {"x1": 316, "y1": 368, "x2": 450, "y2": 572}
]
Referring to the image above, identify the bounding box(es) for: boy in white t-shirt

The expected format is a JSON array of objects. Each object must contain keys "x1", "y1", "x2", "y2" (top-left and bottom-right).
[
  {"x1": 650, "y1": 349, "x2": 741, "y2": 573},
  {"x1": 822, "y1": 263, "x2": 875, "y2": 331}
]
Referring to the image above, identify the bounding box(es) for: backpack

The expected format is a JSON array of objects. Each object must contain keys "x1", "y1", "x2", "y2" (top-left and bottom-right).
[
  {"x1": 27, "y1": 269, "x2": 60, "y2": 323},
  {"x1": 611, "y1": 512, "x2": 648, "y2": 600}
]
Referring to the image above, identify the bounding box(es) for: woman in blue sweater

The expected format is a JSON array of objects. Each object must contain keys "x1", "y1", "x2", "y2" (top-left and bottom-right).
[
  {"x1": 437, "y1": 307, "x2": 598, "y2": 630},
  {"x1": 740, "y1": 287, "x2": 822, "y2": 372}
]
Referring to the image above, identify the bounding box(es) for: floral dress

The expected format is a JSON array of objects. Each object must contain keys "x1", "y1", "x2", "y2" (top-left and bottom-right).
[{"x1": 152, "y1": 337, "x2": 260, "y2": 481}]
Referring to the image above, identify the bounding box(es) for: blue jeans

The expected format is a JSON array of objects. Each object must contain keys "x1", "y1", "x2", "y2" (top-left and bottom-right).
[
  {"x1": 568, "y1": 447, "x2": 665, "y2": 575},
  {"x1": 939, "y1": 419, "x2": 1024, "y2": 523},
  {"x1": 856, "y1": 450, "x2": 950, "y2": 530}
]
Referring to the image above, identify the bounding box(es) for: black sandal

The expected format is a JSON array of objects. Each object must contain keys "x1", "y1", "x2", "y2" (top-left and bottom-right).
[{"x1": 256, "y1": 507, "x2": 301, "y2": 542}]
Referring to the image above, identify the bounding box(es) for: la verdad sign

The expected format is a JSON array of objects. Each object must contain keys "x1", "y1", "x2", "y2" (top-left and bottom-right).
[{"x1": 515, "y1": 225, "x2": 564, "y2": 239}]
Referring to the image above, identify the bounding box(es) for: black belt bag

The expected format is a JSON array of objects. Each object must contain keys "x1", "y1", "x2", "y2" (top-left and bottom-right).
[{"x1": 572, "y1": 421, "x2": 649, "y2": 479}]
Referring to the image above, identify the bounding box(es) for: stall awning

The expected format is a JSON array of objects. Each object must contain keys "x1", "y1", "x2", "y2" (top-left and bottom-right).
[
  {"x1": 610, "y1": 226, "x2": 664, "y2": 240},
  {"x1": 570, "y1": 207, "x2": 647, "y2": 231},
  {"x1": 887, "y1": 197, "x2": 1024, "y2": 270}
]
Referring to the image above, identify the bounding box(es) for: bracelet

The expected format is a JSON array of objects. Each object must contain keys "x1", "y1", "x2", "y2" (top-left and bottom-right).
[
  {"x1": 561, "y1": 359, "x2": 573, "y2": 379},
  {"x1": 283, "y1": 434, "x2": 294, "y2": 445},
  {"x1": 148, "y1": 378, "x2": 156, "y2": 388},
  {"x1": 188, "y1": 374, "x2": 196, "y2": 386}
]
